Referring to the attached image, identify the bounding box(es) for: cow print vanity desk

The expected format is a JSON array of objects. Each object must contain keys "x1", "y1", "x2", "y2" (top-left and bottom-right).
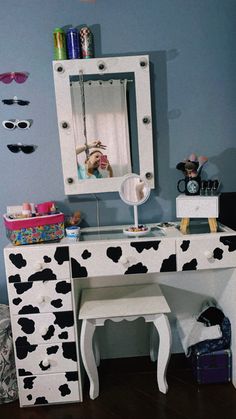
[{"x1": 4, "y1": 222, "x2": 236, "y2": 406}]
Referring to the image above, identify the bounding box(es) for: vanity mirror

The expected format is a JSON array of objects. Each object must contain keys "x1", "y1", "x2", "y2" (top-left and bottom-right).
[
  {"x1": 53, "y1": 55, "x2": 154, "y2": 195},
  {"x1": 119, "y1": 173, "x2": 151, "y2": 236}
]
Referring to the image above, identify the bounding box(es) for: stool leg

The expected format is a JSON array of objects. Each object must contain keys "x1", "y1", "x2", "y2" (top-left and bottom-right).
[
  {"x1": 153, "y1": 314, "x2": 171, "y2": 394},
  {"x1": 93, "y1": 332, "x2": 100, "y2": 367},
  {"x1": 208, "y1": 218, "x2": 217, "y2": 233},
  {"x1": 180, "y1": 218, "x2": 189, "y2": 234},
  {"x1": 150, "y1": 323, "x2": 158, "y2": 362},
  {"x1": 80, "y1": 319, "x2": 99, "y2": 400}
]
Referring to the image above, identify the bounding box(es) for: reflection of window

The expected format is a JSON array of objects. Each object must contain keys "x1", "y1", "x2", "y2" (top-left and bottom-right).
[{"x1": 71, "y1": 79, "x2": 132, "y2": 177}]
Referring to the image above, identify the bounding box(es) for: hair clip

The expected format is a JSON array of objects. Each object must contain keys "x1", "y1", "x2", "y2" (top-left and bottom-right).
[
  {"x1": 2, "y1": 119, "x2": 32, "y2": 130},
  {"x1": 2, "y1": 96, "x2": 30, "y2": 106},
  {"x1": 0, "y1": 72, "x2": 29, "y2": 84},
  {"x1": 7, "y1": 143, "x2": 37, "y2": 154}
]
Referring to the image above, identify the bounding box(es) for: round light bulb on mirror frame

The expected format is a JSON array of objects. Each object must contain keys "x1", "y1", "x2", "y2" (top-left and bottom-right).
[
  {"x1": 119, "y1": 173, "x2": 150, "y2": 206},
  {"x1": 54, "y1": 63, "x2": 65, "y2": 74}
]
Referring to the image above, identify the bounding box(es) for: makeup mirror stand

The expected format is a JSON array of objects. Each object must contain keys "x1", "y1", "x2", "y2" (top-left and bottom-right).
[
  {"x1": 133, "y1": 205, "x2": 138, "y2": 228},
  {"x1": 119, "y1": 173, "x2": 151, "y2": 236}
]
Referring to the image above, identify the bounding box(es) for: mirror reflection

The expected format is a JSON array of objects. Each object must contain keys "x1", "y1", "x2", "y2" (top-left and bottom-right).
[
  {"x1": 76, "y1": 140, "x2": 113, "y2": 179},
  {"x1": 119, "y1": 173, "x2": 150, "y2": 205},
  {"x1": 70, "y1": 74, "x2": 134, "y2": 179}
]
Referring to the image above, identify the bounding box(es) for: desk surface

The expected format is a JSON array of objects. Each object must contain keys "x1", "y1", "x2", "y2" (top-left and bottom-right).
[{"x1": 4, "y1": 222, "x2": 235, "y2": 250}]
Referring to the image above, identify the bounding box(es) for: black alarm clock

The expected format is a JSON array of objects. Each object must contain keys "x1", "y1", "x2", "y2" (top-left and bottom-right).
[{"x1": 177, "y1": 176, "x2": 201, "y2": 195}]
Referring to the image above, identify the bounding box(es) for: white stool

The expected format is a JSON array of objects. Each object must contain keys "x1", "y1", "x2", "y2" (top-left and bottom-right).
[{"x1": 79, "y1": 283, "x2": 171, "y2": 400}]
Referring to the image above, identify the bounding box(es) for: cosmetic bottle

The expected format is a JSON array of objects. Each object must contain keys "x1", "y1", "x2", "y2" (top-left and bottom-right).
[
  {"x1": 66, "y1": 28, "x2": 80, "y2": 59},
  {"x1": 22, "y1": 202, "x2": 32, "y2": 217},
  {"x1": 53, "y1": 28, "x2": 67, "y2": 60},
  {"x1": 80, "y1": 27, "x2": 94, "y2": 59},
  {"x1": 30, "y1": 203, "x2": 36, "y2": 217}
]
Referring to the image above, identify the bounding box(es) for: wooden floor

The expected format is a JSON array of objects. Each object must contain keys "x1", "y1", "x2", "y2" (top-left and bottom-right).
[{"x1": 1, "y1": 354, "x2": 236, "y2": 419}]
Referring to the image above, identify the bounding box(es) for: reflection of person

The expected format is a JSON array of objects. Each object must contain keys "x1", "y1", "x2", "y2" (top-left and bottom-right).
[{"x1": 76, "y1": 140, "x2": 113, "y2": 179}]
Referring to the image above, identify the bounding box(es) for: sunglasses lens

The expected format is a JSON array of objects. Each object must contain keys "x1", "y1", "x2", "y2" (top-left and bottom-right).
[
  {"x1": 3, "y1": 121, "x2": 15, "y2": 129},
  {"x1": 0, "y1": 73, "x2": 13, "y2": 84},
  {"x1": 18, "y1": 100, "x2": 30, "y2": 106},
  {"x1": 14, "y1": 72, "x2": 29, "y2": 83},
  {"x1": 2, "y1": 99, "x2": 13, "y2": 105},
  {"x1": 17, "y1": 121, "x2": 29, "y2": 129},
  {"x1": 21, "y1": 146, "x2": 35, "y2": 154},
  {"x1": 7, "y1": 144, "x2": 20, "y2": 153}
]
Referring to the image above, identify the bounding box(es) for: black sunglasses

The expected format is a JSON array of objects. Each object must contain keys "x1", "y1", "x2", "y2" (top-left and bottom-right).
[
  {"x1": 7, "y1": 143, "x2": 36, "y2": 154},
  {"x1": 2, "y1": 96, "x2": 30, "y2": 106}
]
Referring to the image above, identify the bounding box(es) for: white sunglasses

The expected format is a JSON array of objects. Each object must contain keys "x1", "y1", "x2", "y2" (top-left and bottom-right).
[{"x1": 2, "y1": 119, "x2": 31, "y2": 130}]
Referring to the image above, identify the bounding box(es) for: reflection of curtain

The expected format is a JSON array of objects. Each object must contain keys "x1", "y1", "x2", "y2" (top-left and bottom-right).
[
  {"x1": 123, "y1": 178, "x2": 139, "y2": 203},
  {"x1": 70, "y1": 80, "x2": 131, "y2": 177},
  {"x1": 122, "y1": 178, "x2": 146, "y2": 203}
]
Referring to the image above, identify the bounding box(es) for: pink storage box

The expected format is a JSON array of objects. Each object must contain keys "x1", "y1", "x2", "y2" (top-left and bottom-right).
[{"x1": 3, "y1": 213, "x2": 65, "y2": 245}]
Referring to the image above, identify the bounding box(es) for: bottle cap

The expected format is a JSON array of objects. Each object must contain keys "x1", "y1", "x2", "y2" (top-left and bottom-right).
[
  {"x1": 22, "y1": 202, "x2": 31, "y2": 210},
  {"x1": 54, "y1": 27, "x2": 65, "y2": 33},
  {"x1": 66, "y1": 27, "x2": 78, "y2": 33}
]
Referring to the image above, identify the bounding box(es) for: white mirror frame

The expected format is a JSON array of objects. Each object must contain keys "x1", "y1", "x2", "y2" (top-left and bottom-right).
[{"x1": 53, "y1": 55, "x2": 154, "y2": 195}]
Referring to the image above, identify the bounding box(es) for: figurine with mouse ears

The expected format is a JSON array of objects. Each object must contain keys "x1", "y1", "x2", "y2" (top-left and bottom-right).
[
  {"x1": 176, "y1": 153, "x2": 208, "y2": 195},
  {"x1": 176, "y1": 153, "x2": 208, "y2": 178}
]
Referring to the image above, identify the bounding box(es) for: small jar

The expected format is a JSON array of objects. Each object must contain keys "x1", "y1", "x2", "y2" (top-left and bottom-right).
[
  {"x1": 22, "y1": 202, "x2": 31, "y2": 217},
  {"x1": 66, "y1": 225, "x2": 80, "y2": 239}
]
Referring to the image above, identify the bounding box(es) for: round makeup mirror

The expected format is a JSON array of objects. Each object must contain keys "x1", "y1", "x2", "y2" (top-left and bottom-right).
[
  {"x1": 119, "y1": 174, "x2": 151, "y2": 236},
  {"x1": 119, "y1": 173, "x2": 150, "y2": 205}
]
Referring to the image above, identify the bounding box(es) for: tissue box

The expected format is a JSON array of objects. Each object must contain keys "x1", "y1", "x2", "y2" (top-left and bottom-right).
[
  {"x1": 191, "y1": 349, "x2": 232, "y2": 384},
  {"x1": 3, "y1": 213, "x2": 65, "y2": 245}
]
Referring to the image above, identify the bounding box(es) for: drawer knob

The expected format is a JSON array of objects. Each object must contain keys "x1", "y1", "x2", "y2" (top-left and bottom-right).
[
  {"x1": 204, "y1": 250, "x2": 213, "y2": 259},
  {"x1": 120, "y1": 256, "x2": 129, "y2": 265},
  {"x1": 37, "y1": 295, "x2": 45, "y2": 304},
  {"x1": 40, "y1": 327, "x2": 48, "y2": 336},
  {"x1": 42, "y1": 358, "x2": 50, "y2": 368},
  {"x1": 34, "y1": 262, "x2": 43, "y2": 271}
]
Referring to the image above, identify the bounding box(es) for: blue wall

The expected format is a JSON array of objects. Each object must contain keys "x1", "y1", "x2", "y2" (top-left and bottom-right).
[{"x1": 1, "y1": 0, "x2": 236, "y2": 303}]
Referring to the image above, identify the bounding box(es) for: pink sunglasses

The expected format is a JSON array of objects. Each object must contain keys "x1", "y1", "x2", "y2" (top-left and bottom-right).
[{"x1": 0, "y1": 72, "x2": 29, "y2": 84}]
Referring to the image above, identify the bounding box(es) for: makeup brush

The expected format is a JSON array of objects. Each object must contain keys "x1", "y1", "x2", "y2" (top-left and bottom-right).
[{"x1": 197, "y1": 156, "x2": 208, "y2": 175}]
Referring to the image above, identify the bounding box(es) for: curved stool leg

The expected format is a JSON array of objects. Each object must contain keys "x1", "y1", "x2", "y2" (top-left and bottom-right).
[
  {"x1": 80, "y1": 319, "x2": 99, "y2": 399},
  {"x1": 153, "y1": 314, "x2": 171, "y2": 394},
  {"x1": 150, "y1": 323, "x2": 158, "y2": 362},
  {"x1": 93, "y1": 332, "x2": 100, "y2": 367}
]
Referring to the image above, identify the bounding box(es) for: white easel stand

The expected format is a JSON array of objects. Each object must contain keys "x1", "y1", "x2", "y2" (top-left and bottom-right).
[{"x1": 176, "y1": 195, "x2": 219, "y2": 234}]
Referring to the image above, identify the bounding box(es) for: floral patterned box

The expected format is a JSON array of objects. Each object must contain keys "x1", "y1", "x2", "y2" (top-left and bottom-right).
[{"x1": 3, "y1": 213, "x2": 65, "y2": 245}]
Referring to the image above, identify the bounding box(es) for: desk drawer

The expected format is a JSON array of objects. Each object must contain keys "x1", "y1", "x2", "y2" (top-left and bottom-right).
[
  {"x1": 15, "y1": 341, "x2": 77, "y2": 375},
  {"x1": 4, "y1": 245, "x2": 70, "y2": 282},
  {"x1": 176, "y1": 235, "x2": 236, "y2": 271},
  {"x1": 70, "y1": 238, "x2": 176, "y2": 278},
  {"x1": 8, "y1": 279, "x2": 72, "y2": 314},
  {"x1": 12, "y1": 311, "x2": 75, "y2": 344},
  {"x1": 18, "y1": 371, "x2": 81, "y2": 406}
]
